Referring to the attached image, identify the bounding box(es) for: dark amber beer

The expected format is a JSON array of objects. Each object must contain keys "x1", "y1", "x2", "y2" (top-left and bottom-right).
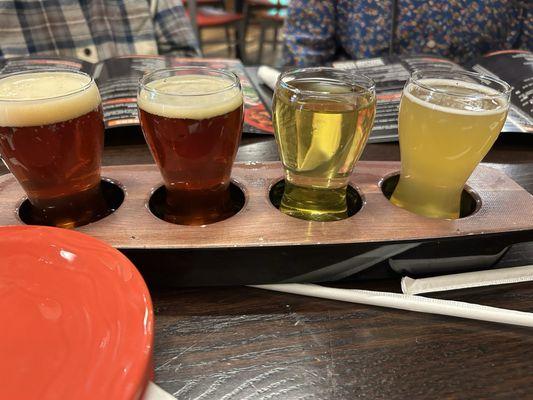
[
  {"x1": 0, "y1": 70, "x2": 106, "y2": 228},
  {"x1": 138, "y1": 67, "x2": 244, "y2": 225}
]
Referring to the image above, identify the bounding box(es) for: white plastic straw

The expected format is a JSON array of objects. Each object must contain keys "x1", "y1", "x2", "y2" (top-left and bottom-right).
[
  {"x1": 402, "y1": 264, "x2": 533, "y2": 295},
  {"x1": 251, "y1": 283, "x2": 533, "y2": 328},
  {"x1": 257, "y1": 66, "x2": 280, "y2": 90},
  {"x1": 143, "y1": 382, "x2": 176, "y2": 400}
]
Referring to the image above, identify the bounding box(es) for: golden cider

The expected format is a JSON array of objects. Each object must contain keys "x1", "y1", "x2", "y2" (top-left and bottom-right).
[
  {"x1": 273, "y1": 78, "x2": 375, "y2": 221},
  {"x1": 390, "y1": 79, "x2": 508, "y2": 219}
]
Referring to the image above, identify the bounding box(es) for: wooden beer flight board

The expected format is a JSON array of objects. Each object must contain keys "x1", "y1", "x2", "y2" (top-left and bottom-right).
[{"x1": 0, "y1": 162, "x2": 532, "y2": 285}]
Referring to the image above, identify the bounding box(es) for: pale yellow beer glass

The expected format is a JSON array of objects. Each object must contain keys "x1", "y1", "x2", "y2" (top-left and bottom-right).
[
  {"x1": 390, "y1": 70, "x2": 511, "y2": 219},
  {"x1": 273, "y1": 68, "x2": 376, "y2": 221}
]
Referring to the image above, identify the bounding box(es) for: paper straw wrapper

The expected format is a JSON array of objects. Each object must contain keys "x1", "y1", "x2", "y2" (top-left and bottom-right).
[
  {"x1": 251, "y1": 283, "x2": 533, "y2": 328},
  {"x1": 402, "y1": 264, "x2": 533, "y2": 295},
  {"x1": 257, "y1": 66, "x2": 281, "y2": 91}
]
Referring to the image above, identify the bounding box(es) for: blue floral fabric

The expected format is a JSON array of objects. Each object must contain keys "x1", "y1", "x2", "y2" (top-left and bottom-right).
[{"x1": 283, "y1": 0, "x2": 532, "y2": 66}]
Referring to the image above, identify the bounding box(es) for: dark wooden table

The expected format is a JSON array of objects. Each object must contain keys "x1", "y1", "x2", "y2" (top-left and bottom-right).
[{"x1": 95, "y1": 127, "x2": 533, "y2": 399}]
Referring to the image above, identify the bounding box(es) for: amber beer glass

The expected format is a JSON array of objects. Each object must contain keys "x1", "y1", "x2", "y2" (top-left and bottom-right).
[
  {"x1": 273, "y1": 68, "x2": 376, "y2": 221},
  {"x1": 137, "y1": 67, "x2": 244, "y2": 225},
  {"x1": 0, "y1": 69, "x2": 106, "y2": 228},
  {"x1": 390, "y1": 70, "x2": 511, "y2": 219}
]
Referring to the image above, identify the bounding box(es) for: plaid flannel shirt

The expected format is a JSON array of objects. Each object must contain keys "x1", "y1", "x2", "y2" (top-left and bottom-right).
[{"x1": 0, "y1": 0, "x2": 200, "y2": 62}]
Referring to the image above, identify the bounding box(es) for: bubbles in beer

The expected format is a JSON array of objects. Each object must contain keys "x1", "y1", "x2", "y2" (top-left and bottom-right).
[
  {"x1": 138, "y1": 75, "x2": 243, "y2": 120},
  {"x1": 0, "y1": 71, "x2": 101, "y2": 127},
  {"x1": 407, "y1": 79, "x2": 507, "y2": 114}
]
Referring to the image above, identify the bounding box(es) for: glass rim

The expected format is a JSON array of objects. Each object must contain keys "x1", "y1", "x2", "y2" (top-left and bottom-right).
[
  {"x1": 139, "y1": 66, "x2": 240, "y2": 97},
  {"x1": 409, "y1": 69, "x2": 512, "y2": 99},
  {"x1": 0, "y1": 68, "x2": 95, "y2": 103},
  {"x1": 278, "y1": 67, "x2": 376, "y2": 96}
]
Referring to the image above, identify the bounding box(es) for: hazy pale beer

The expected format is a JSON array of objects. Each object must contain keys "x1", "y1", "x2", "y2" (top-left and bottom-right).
[
  {"x1": 138, "y1": 67, "x2": 244, "y2": 225},
  {"x1": 0, "y1": 70, "x2": 106, "y2": 228},
  {"x1": 390, "y1": 70, "x2": 510, "y2": 219},
  {"x1": 273, "y1": 68, "x2": 376, "y2": 221}
]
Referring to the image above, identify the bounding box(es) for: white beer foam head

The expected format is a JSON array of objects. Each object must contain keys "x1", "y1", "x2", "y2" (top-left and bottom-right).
[
  {"x1": 137, "y1": 75, "x2": 243, "y2": 120},
  {"x1": 0, "y1": 71, "x2": 101, "y2": 127},
  {"x1": 404, "y1": 79, "x2": 508, "y2": 116}
]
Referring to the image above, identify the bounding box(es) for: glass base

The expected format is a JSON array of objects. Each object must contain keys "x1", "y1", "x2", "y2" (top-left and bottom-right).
[
  {"x1": 390, "y1": 177, "x2": 461, "y2": 219},
  {"x1": 280, "y1": 181, "x2": 348, "y2": 222},
  {"x1": 163, "y1": 185, "x2": 232, "y2": 225},
  {"x1": 28, "y1": 184, "x2": 109, "y2": 229}
]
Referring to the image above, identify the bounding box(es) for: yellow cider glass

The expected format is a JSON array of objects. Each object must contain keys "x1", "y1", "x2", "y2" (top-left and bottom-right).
[
  {"x1": 390, "y1": 70, "x2": 511, "y2": 219},
  {"x1": 273, "y1": 68, "x2": 376, "y2": 221}
]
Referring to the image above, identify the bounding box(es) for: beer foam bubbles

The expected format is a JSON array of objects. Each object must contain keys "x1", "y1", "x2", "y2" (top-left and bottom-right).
[
  {"x1": 138, "y1": 75, "x2": 243, "y2": 120},
  {"x1": 0, "y1": 71, "x2": 101, "y2": 127},
  {"x1": 404, "y1": 79, "x2": 508, "y2": 116}
]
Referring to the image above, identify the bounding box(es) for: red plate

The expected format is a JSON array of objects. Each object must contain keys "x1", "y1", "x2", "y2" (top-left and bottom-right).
[{"x1": 0, "y1": 226, "x2": 154, "y2": 400}]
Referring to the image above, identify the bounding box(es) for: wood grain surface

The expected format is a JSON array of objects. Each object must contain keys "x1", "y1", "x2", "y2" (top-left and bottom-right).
[
  {"x1": 2, "y1": 89, "x2": 533, "y2": 399},
  {"x1": 152, "y1": 280, "x2": 533, "y2": 399},
  {"x1": 2, "y1": 162, "x2": 530, "y2": 249},
  {"x1": 152, "y1": 133, "x2": 533, "y2": 399}
]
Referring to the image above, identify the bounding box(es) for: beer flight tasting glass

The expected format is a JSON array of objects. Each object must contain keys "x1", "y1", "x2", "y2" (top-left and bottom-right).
[
  {"x1": 273, "y1": 68, "x2": 376, "y2": 221},
  {"x1": 390, "y1": 70, "x2": 511, "y2": 219},
  {"x1": 137, "y1": 67, "x2": 244, "y2": 225},
  {"x1": 0, "y1": 69, "x2": 106, "y2": 228}
]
